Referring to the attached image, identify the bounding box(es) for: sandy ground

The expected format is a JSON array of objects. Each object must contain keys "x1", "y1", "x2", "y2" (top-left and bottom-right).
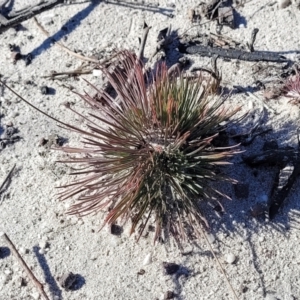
[{"x1": 1, "y1": 0, "x2": 300, "y2": 299}]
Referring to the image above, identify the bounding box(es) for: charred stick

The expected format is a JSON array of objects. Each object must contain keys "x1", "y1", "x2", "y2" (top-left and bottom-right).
[
  {"x1": 242, "y1": 148, "x2": 296, "y2": 167},
  {"x1": 137, "y1": 22, "x2": 151, "y2": 61},
  {"x1": 186, "y1": 44, "x2": 290, "y2": 63},
  {"x1": 0, "y1": 0, "x2": 65, "y2": 33},
  {"x1": 247, "y1": 28, "x2": 259, "y2": 52},
  {"x1": 269, "y1": 131, "x2": 300, "y2": 218}
]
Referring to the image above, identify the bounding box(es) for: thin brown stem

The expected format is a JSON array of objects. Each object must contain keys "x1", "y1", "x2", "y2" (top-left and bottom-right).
[
  {"x1": 0, "y1": 232, "x2": 50, "y2": 300},
  {"x1": 202, "y1": 230, "x2": 239, "y2": 300}
]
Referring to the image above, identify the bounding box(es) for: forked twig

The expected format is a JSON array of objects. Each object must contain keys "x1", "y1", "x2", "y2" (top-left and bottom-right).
[{"x1": 0, "y1": 232, "x2": 50, "y2": 300}]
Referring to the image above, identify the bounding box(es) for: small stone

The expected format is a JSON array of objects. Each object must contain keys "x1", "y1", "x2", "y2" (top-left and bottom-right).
[
  {"x1": 278, "y1": 0, "x2": 291, "y2": 8},
  {"x1": 11, "y1": 51, "x2": 22, "y2": 62},
  {"x1": 110, "y1": 224, "x2": 123, "y2": 236},
  {"x1": 163, "y1": 262, "x2": 180, "y2": 275},
  {"x1": 19, "y1": 247, "x2": 26, "y2": 255},
  {"x1": 164, "y1": 291, "x2": 176, "y2": 299},
  {"x1": 250, "y1": 203, "x2": 266, "y2": 217},
  {"x1": 143, "y1": 253, "x2": 152, "y2": 266},
  {"x1": 58, "y1": 272, "x2": 77, "y2": 291},
  {"x1": 40, "y1": 86, "x2": 49, "y2": 95},
  {"x1": 38, "y1": 248, "x2": 45, "y2": 255},
  {"x1": 31, "y1": 291, "x2": 40, "y2": 299},
  {"x1": 4, "y1": 268, "x2": 12, "y2": 275},
  {"x1": 93, "y1": 69, "x2": 102, "y2": 77},
  {"x1": 137, "y1": 269, "x2": 145, "y2": 275},
  {"x1": 207, "y1": 233, "x2": 215, "y2": 243},
  {"x1": 24, "y1": 53, "x2": 32, "y2": 66},
  {"x1": 18, "y1": 277, "x2": 27, "y2": 287},
  {"x1": 225, "y1": 253, "x2": 236, "y2": 264},
  {"x1": 39, "y1": 240, "x2": 48, "y2": 249},
  {"x1": 234, "y1": 183, "x2": 249, "y2": 199},
  {"x1": 188, "y1": 9, "x2": 195, "y2": 22},
  {"x1": 90, "y1": 254, "x2": 97, "y2": 261}
]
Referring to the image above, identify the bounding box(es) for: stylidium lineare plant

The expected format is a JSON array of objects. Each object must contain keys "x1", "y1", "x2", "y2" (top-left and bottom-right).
[{"x1": 2, "y1": 50, "x2": 241, "y2": 244}]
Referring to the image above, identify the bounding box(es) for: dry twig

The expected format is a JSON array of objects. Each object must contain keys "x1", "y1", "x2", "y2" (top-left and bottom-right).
[
  {"x1": 0, "y1": 0, "x2": 65, "y2": 33},
  {"x1": 0, "y1": 232, "x2": 50, "y2": 300},
  {"x1": 202, "y1": 231, "x2": 239, "y2": 300},
  {"x1": 0, "y1": 164, "x2": 16, "y2": 195}
]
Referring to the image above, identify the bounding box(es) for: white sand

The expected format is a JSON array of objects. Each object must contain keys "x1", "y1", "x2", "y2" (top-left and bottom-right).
[{"x1": 1, "y1": 1, "x2": 300, "y2": 299}]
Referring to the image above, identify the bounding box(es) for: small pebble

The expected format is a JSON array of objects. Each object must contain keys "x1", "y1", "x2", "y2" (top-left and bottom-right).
[
  {"x1": 19, "y1": 277, "x2": 27, "y2": 287},
  {"x1": 38, "y1": 249, "x2": 45, "y2": 255},
  {"x1": 19, "y1": 247, "x2": 29, "y2": 255},
  {"x1": 250, "y1": 203, "x2": 266, "y2": 217},
  {"x1": 39, "y1": 240, "x2": 48, "y2": 249},
  {"x1": 110, "y1": 224, "x2": 123, "y2": 235},
  {"x1": 207, "y1": 233, "x2": 215, "y2": 243},
  {"x1": 58, "y1": 272, "x2": 77, "y2": 291},
  {"x1": 164, "y1": 291, "x2": 176, "y2": 299},
  {"x1": 137, "y1": 269, "x2": 145, "y2": 275},
  {"x1": 40, "y1": 86, "x2": 49, "y2": 95},
  {"x1": 11, "y1": 51, "x2": 22, "y2": 62},
  {"x1": 163, "y1": 262, "x2": 180, "y2": 275},
  {"x1": 278, "y1": 0, "x2": 291, "y2": 8},
  {"x1": 31, "y1": 291, "x2": 40, "y2": 300},
  {"x1": 24, "y1": 53, "x2": 32, "y2": 66},
  {"x1": 143, "y1": 253, "x2": 152, "y2": 266},
  {"x1": 4, "y1": 268, "x2": 12, "y2": 275},
  {"x1": 93, "y1": 69, "x2": 102, "y2": 77},
  {"x1": 225, "y1": 253, "x2": 236, "y2": 264}
]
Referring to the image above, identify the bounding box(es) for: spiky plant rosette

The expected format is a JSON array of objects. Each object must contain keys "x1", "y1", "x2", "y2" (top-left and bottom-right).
[
  {"x1": 283, "y1": 67, "x2": 300, "y2": 103},
  {"x1": 58, "y1": 50, "x2": 240, "y2": 243}
]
